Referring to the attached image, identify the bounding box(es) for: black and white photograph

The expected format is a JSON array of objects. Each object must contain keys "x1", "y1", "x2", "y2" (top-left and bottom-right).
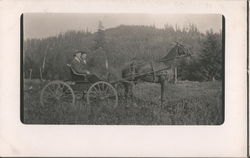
[
  {"x1": 22, "y1": 13, "x2": 224, "y2": 125},
  {"x1": 0, "y1": 0, "x2": 248, "y2": 157}
]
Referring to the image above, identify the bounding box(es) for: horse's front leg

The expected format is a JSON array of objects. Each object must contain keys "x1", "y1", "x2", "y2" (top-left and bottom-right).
[
  {"x1": 129, "y1": 82, "x2": 138, "y2": 107},
  {"x1": 160, "y1": 75, "x2": 167, "y2": 106},
  {"x1": 122, "y1": 82, "x2": 129, "y2": 105}
]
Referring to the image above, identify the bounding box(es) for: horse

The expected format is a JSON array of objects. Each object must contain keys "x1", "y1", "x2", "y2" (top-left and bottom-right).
[{"x1": 121, "y1": 42, "x2": 192, "y2": 106}]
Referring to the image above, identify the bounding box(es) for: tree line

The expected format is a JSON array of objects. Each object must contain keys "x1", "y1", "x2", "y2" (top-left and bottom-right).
[{"x1": 23, "y1": 22, "x2": 223, "y2": 81}]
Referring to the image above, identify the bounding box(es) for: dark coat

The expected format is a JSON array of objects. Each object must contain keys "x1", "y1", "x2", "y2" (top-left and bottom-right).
[{"x1": 71, "y1": 58, "x2": 88, "y2": 74}]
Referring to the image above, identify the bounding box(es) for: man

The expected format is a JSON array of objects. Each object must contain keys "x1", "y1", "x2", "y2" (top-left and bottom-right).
[
  {"x1": 80, "y1": 52, "x2": 87, "y2": 65},
  {"x1": 71, "y1": 51, "x2": 100, "y2": 83},
  {"x1": 71, "y1": 51, "x2": 90, "y2": 75}
]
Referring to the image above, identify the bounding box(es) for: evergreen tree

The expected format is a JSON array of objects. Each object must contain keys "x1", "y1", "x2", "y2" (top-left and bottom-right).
[
  {"x1": 199, "y1": 30, "x2": 222, "y2": 81},
  {"x1": 94, "y1": 21, "x2": 106, "y2": 49}
]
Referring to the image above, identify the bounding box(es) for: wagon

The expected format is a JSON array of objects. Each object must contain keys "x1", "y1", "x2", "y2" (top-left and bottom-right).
[
  {"x1": 40, "y1": 64, "x2": 118, "y2": 109},
  {"x1": 40, "y1": 43, "x2": 190, "y2": 109},
  {"x1": 40, "y1": 63, "x2": 171, "y2": 109}
]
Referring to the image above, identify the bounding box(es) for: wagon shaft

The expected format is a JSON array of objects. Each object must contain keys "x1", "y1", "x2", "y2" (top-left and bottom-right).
[{"x1": 112, "y1": 66, "x2": 170, "y2": 84}]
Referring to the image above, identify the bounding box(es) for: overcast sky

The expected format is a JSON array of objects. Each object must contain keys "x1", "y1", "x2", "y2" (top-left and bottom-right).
[{"x1": 23, "y1": 13, "x2": 222, "y2": 39}]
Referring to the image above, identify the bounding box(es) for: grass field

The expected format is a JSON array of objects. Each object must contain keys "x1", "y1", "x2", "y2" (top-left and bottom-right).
[{"x1": 22, "y1": 79, "x2": 223, "y2": 125}]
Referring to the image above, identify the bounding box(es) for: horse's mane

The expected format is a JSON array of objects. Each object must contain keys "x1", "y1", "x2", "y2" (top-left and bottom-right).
[{"x1": 159, "y1": 45, "x2": 179, "y2": 62}]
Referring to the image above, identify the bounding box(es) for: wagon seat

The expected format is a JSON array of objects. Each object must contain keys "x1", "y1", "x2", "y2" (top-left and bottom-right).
[{"x1": 67, "y1": 64, "x2": 88, "y2": 83}]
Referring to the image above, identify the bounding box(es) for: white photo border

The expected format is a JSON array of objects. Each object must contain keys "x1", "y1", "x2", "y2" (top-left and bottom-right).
[{"x1": 0, "y1": 0, "x2": 247, "y2": 157}]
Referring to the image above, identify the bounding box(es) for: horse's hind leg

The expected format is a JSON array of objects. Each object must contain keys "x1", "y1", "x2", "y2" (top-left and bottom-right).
[
  {"x1": 122, "y1": 81, "x2": 136, "y2": 107},
  {"x1": 122, "y1": 82, "x2": 130, "y2": 106}
]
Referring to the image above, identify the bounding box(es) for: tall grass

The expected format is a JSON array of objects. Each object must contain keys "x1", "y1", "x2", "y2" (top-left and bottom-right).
[{"x1": 23, "y1": 80, "x2": 223, "y2": 125}]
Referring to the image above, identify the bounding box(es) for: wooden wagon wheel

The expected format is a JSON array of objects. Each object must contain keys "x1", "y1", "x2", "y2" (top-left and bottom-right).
[
  {"x1": 40, "y1": 81, "x2": 75, "y2": 107},
  {"x1": 86, "y1": 81, "x2": 118, "y2": 109}
]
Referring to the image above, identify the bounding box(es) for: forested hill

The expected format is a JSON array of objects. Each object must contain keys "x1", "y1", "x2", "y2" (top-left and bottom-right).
[{"x1": 23, "y1": 24, "x2": 222, "y2": 81}]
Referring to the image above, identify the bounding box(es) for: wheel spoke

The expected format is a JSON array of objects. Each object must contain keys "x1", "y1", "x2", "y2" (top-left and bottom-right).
[
  {"x1": 93, "y1": 86, "x2": 100, "y2": 95},
  {"x1": 41, "y1": 81, "x2": 75, "y2": 107},
  {"x1": 103, "y1": 94, "x2": 115, "y2": 99},
  {"x1": 106, "y1": 89, "x2": 113, "y2": 97},
  {"x1": 104, "y1": 85, "x2": 109, "y2": 94},
  {"x1": 43, "y1": 92, "x2": 56, "y2": 101},
  {"x1": 97, "y1": 83, "x2": 101, "y2": 92},
  {"x1": 44, "y1": 97, "x2": 55, "y2": 104},
  {"x1": 57, "y1": 84, "x2": 65, "y2": 97},
  {"x1": 101, "y1": 82, "x2": 105, "y2": 91},
  {"x1": 87, "y1": 81, "x2": 118, "y2": 108},
  {"x1": 61, "y1": 90, "x2": 73, "y2": 97},
  {"x1": 64, "y1": 88, "x2": 71, "y2": 94},
  {"x1": 46, "y1": 86, "x2": 55, "y2": 96},
  {"x1": 55, "y1": 82, "x2": 60, "y2": 92},
  {"x1": 43, "y1": 92, "x2": 54, "y2": 99},
  {"x1": 50, "y1": 83, "x2": 57, "y2": 91},
  {"x1": 57, "y1": 84, "x2": 73, "y2": 99},
  {"x1": 61, "y1": 84, "x2": 70, "y2": 93}
]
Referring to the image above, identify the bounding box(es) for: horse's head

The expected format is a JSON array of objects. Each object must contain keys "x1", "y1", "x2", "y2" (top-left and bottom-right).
[{"x1": 159, "y1": 42, "x2": 192, "y2": 63}]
